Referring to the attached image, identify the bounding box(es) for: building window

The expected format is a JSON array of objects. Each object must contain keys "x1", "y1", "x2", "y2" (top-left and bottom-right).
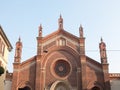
[
  {"x1": 1, "y1": 43, "x2": 5, "y2": 56},
  {"x1": 54, "y1": 60, "x2": 70, "y2": 77},
  {"x1": 0, "y1": 39, "x2": 5, "y2": 56},
  {"x1": 57, "y1": 38, "x2": 66, "y2": 46}
]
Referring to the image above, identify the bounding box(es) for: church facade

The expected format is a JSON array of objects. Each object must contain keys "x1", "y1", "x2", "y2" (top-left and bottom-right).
[{"x1": 11, "y1": 16, "x2": 112, "y2": 90}]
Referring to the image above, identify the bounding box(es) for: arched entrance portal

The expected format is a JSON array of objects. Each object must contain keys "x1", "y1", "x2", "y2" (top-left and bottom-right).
[
  {"x1": 50, "y1": 81, "x2": 71, "y2": 90},
  {"x1": 92, "y1": 86, "x2": 100, "y2": 90},
  {"x1": 55, "y1": 82, "x2": 69, "y2": 90},
  {"x1": 18, "y1": 86, "x2": 31, "y2": 90}
]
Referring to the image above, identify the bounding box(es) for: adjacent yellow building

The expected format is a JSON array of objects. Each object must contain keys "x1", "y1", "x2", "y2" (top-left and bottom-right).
[{"x1": 0, "y1": 25, "x2": 12, "y2": 90}]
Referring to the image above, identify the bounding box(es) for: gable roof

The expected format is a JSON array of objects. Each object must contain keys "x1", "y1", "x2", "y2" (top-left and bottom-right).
[{"x1": 42, "y1": 29, "x2": 80, "y2": 43}]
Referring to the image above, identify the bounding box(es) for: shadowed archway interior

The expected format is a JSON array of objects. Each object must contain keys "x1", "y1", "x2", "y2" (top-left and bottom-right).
[
  {"x1": 18, "y1": 86, "x2": 31, "y2": 90},
  {"x1": 92, "y1": 86, "x2": 100, "y2": 90}
]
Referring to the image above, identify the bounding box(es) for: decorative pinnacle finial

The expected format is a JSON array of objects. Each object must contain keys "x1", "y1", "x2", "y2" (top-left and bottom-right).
[
  {"x1": 18, "y1": 36, "x2": 21, "y2": 42},
  {"x1": 17, "y1": 36, "x2": 22, "y2": 46},
  {"x1": 15, "y1": 36, "x2": 22, "y2": 63},
  {"x1": 99, "y1": 37, "x2": 107, "y2": 63},
  {"x1": 38, "y1": 24, "x2": 42, "y2": 37},
  {"x1": 101, "y1": 37, "x2": 103, "y2": 42},
  {"x1": 79, "y1": 24, "x2": 83, "y2": 37},
  {"x1": 58, "y1": 14, "x2": 63, "y2": 30},
  {"x1": 80, "y1": 24, "x2": 83, "y2": 30},
  {"x1": 39, "y1": 24, "x2": 42, "y2": 31},
  {"x1": 60, "y1": 14, "x2": 62, "y2": 19}
]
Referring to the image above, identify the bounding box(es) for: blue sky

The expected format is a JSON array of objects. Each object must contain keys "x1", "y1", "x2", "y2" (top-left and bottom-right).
[{"x1": 1, "y1": 0, "x2": 120, "y2": 73}]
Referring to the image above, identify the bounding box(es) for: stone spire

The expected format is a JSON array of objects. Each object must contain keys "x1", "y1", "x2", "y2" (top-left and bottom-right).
[
  {"x1": 79, "y1": 24, "x2": 84, "y2": 38},
  {"x1": 58, "y1": 14, "x2": 63, "y2": 30},
  {"x1": 99, "y1": 38, "x2": 111, "y2": 90},
  {"x1": 38, "y1": 24, "x2": 42, "y2": 37},
  {"x1": 79, "y1": 25, "x2": 85, "y2": 55},
  {"x1": 99, "y1": 38, "x2": 107, "y2": 64},
  {"x1": 14, "y1": 37, "x2": 22, "y2": 63},
  {"x1": 37, "y1": 24, "x2": 43, "y2": 55}
]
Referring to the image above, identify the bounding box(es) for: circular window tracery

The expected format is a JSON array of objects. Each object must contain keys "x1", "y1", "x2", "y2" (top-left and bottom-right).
[{"x1": 53, "y1": 60, "x2": 71, "y2": 78}]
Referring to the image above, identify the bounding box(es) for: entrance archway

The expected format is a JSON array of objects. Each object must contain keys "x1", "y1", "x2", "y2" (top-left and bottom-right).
[
  {"x1": 18, "y1": 86, "x2": 31, "y2": 90},
  {"x1": 91, "y1": 86, "x2": 100, "y2": 90},
  {"x1": 50, "y1": 81, "x2": 71, "y2": 90},
  {"x1": 55, "y1": 82, "x2": 69, "y2": 90}
]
